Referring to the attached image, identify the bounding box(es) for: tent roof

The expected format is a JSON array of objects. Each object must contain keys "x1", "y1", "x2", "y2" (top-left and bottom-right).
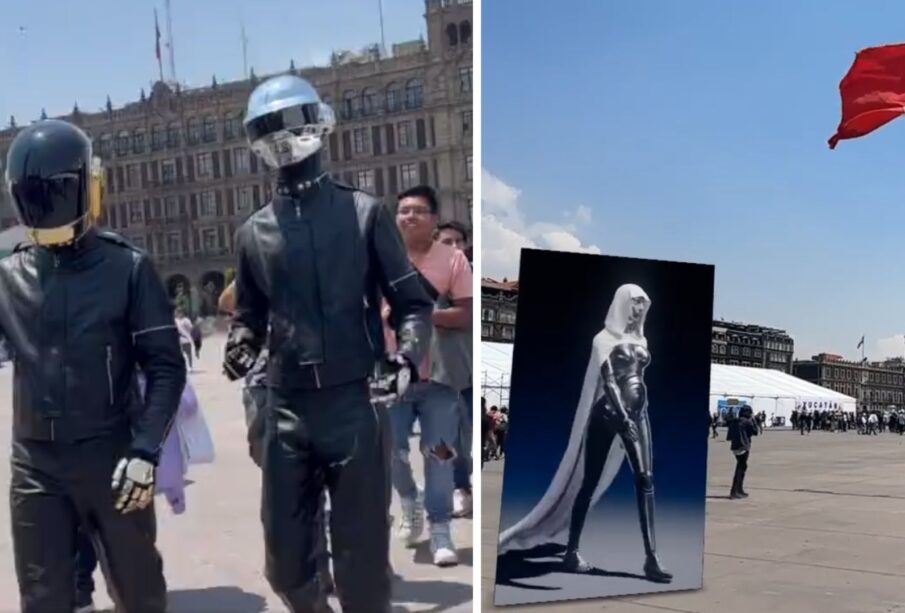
[{"x1": 481, "y1": 341, "x2": 854, "y2": 403}]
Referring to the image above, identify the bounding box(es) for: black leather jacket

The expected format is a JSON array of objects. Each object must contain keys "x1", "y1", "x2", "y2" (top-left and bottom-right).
[
  {"x1": 0, "y1": 230, "x2": 186, "y2": 461},
  {"x1": 230, "y1": 180, "x2": 433, "y2": 389}
]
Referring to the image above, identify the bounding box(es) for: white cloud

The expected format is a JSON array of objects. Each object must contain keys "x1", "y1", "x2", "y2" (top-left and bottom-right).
[
  {"x1": 875, "y1": 335, "x2": 905, "y2": 361},
  {"x1": 575, "y1": 205, "x2": 592, "y2": 225},
  {"x1": 481, "y1": 170, "x2": 601, "y2": 280}
]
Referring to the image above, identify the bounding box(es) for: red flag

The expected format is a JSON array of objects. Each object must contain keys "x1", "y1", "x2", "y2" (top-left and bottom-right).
[
  {"x1": 155, "y1": 10, "x2": 161, "y2": 61},
  {"x1": 829, "y1": 43, "x2": 905, "y2": 149}
]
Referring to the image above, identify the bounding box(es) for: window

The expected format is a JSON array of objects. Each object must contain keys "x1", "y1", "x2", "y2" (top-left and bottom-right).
[
  {"x1": 203, "y1": 116, "x2": 217, "y2": 142},
  {"x1": 482, "y1": 308, "x2": 494, "y2": 321},
  {"x1": 754, "y1": 349, "x2": 762, "y2": 358},
  {"x1": 459, "y1": 66, "x2": 472, "y2": 93},
  {"x1": 132, "y1": 130, "x2": 145, "y2": 154},
  {"x1": 460, "y1": 20, "x2": 472, "y2": 44},
  {"x1": 199, "y1": 191, "x2": 217, "y2": 217},
  {"x1": 161, "y1": 159, "x2": 176, "y2": 185},
  {"x1": 125, "y1": 164, "x2": 139, "y2": 190},
  {"x1": 116, "y1": 131, "x2": 129, "y2": 156},
  {"x1": 356, "y1": 169, "x2": 375, "y2": 192},
  {"x1": 342, "y1": 90, "x2": 359, "y2": 120},
  {"x1": 465, "y1": 153, "x2": 473, "y2": 180},
  {"x1": 730, "y1": 346, "x2": 739, "y2": 356},
  {"x1": 197, "y1": 152, "x2": 213, "y2": 178},
  {"x1": 151, "y1": 125, "x2": 163, "y2": 150},
  {"x1": 166, "y1": 232, "x2": 182, "y2": 256},
  {"x1": 462, "y1": 111, "x2": 472, "y2": 135},
  {"x1": 742, "y1": 347, "x2": 750, "y2": 357},
  {"x1": 399, "y1": 163, "x2": 418, "y2": 190},
  {"x1": 233, "y1": 147, "x2": 250, "y2": 173},
  {"x1": 129, "y1": 201, "x2": 144, "y2": 224},
  {"x1": 385, "y1": 83, "x2": 401, "y2": 112},
  {"x1": 167, "y1": 123, "x2": 180, "y2": 148},
  {"x1": 223, "y1": 114, "x2": 240, "y2": 140},
  {"x1": 362, "y1": 88, "x2": 379, "y2": 116},
  {"x1": 165, "y1": 196, "x2": 179, "y2": 219},
  {"x1": 201, "y1": 228, "x2": 219, "y2": 252},
  {"x1": 397, "y1": 121, "x2": 414, "y2": 149},
  {"x1": 482, "y1": 324, "x2": 490, "y2": 337},
  {"x1": 446, "y1": 23, "x2": 459, "y2": 46},
  {"x1": 352, "y1": 128, "x2": 370, "y2": 155},
  {"x1": 500, "y1": 311, "x2": 516, "y2": 324},
  {"x1": 236, "y1": 186, "x2": 254, "y2": 215},
  {"x1": 405, "y1": 79, "x2": 423, "y2": 109},
  {"x1": 100, "y1": 135, "x2": 113, "y2": 158},
  {"x1": 502, "y1": 327, "x2": 514, "y2": 340},
  {"x1": 186, "y1": 118, "x2": 200, "y2": 144}
]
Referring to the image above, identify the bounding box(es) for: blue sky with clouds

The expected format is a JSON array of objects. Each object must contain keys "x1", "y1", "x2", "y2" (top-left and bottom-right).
[
  {"x1": 0, "y1": 0, "x2": 426, "y2": 123},
  {"x1": 482, "y1": 0, "x2": 905, "y2": 360}
]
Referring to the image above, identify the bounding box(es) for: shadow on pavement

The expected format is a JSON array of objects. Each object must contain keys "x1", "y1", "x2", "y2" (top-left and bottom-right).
[
  {"x1": 393, "y1": 577, "x2": 472, "y2": 612},
  {"x1": 495, "y1": 542, "x2": 648, "y2": 591},
  {"x1": 166, "y1": 586, "x2": 268, "y2": 612}
]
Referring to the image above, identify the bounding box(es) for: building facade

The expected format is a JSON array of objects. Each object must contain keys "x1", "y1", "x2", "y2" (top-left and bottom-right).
[
  {"x1": 793, "y1": 354, "x2": 905, "y2": 413},
  {"x1": 0, "y1": 0, "x2": 473, "y2": 317},
  {"x1": 481, "y1": 278, "x2": 518, "y2": 343},
  {"x1": 711, "y1": 320, "x2": 795, "y2": 373}
]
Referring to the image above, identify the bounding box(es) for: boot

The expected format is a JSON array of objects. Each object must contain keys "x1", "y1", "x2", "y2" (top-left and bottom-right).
[{"x1": 638, "y1": 486, "x2": 673, "y2": 583}]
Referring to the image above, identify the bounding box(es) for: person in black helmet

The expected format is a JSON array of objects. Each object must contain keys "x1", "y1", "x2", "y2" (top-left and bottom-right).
[
  {"x1": 0, "y1": 119, "x2": 186, "y2": 612},
  {"x1": 223, "y1": 75, "x2": 432, "y2": 612}
]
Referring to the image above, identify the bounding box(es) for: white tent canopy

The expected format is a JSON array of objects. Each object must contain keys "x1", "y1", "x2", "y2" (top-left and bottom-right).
[{"x1": 480, "y1": 342, "x2": 856, "y2": 425}]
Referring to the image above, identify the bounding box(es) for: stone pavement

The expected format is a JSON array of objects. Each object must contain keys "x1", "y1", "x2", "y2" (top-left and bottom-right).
[
  {"x1": 0, "y1": 334, "x2": 473, "y2": 612},
  {"x1": 482, "y1": 428, "x2": 905, "y2": 613}
]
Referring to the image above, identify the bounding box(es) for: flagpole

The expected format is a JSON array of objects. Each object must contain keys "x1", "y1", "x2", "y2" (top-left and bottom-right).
[{"x1": 154, "y1": 9, "x2": 164, "y2": 83}]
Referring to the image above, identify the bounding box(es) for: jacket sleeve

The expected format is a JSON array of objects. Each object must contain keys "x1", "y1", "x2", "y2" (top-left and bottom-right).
[
  {"x1": 128, "y1": 254, "x2": 187, "y2": 463},
  {"x1": 370, "y1": 201, "x2": 433, "y2": 367},
  {"x1": 229, "y1": 223, "x2": 269, "y2": 349}
]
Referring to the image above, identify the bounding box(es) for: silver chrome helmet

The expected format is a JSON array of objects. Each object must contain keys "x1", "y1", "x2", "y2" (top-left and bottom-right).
[{"x1": 243, "y1": 74, "x2": 336, "y2": 169}]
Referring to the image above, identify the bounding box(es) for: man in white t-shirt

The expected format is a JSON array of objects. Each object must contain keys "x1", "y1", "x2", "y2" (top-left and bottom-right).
[{"x1": 174, "y1": 309, "x2": 195, "y2": 370}]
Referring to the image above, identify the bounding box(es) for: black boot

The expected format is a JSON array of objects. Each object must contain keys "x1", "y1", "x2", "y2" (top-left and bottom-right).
[{"x1": 638, "y1": 486, "x2": 672, "y2": 583}]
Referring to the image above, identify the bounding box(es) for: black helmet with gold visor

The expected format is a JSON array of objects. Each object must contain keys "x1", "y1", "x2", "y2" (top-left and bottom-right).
[{"x1": 4, "y1": 119, "x2": 105, "y2": 247}]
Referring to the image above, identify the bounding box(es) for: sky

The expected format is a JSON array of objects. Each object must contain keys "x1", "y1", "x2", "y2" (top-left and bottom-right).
[
  {"x1": 483, "y1": 0, "x2": 905, "y2": 362},
  {"x1": 0, "y1": 0, "x2": 426, "y2": 123}
]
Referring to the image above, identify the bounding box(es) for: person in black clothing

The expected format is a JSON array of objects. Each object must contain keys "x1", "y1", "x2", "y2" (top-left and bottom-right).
[
  {"x1": 728, "y1": 405, "x2": 758, "y2": 499},
  {"x1": 223, "y1": 75, "x2": 432, "y2": 612},
  {"x1": 481, "y1": 397, "x2": 492, "y2": 467},
  {"x1": 711, "y1": 412, "x2": 719, "y2": 438},
  {"x1": 0, "y1": 120, "x2": 185, "y2": 612}
]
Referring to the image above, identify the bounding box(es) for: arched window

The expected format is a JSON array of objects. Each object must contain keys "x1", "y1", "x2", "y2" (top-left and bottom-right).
[
  {"x1": 385, "y1": 83, "x2": 401, "y2": 113},
  {"x1": 116, "y1": 131, "x2": 129, "y2": 156},
  {"x1": 361, "y1": 88, "x2": 379, "y2": 116},
  {"x1": 186, "y1": 117, "x2": 200, "y2": 144},
  {"x1": 150, "y1": 125, "x2": 163, "y2": 150},
  {"x1": 203, "y1": 116, "x2": 217, "y2": 142},
  {"x1": 132, "y1": 129, "x2": 146, "y2": 154},
  {"x1": 459, "y1": 20, "x2": 472, "y2": 44},
  {"x1": 446, "y1": 23, "x2": 459, "y2": 47},
  {"x1": 404, "y1": 78, "x2": 423, "y2": 109},
  {"x1": 167, "y1": 122, "x2": 181, "y2": 148},
  {"x1": 342, "y1": 90, "x2": 359, "y2": 120}
]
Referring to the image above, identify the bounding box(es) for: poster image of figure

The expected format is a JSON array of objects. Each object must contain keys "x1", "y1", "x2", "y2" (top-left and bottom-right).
[{"x1": 493, "y1": 249, "x2": 714, "y2": 606}]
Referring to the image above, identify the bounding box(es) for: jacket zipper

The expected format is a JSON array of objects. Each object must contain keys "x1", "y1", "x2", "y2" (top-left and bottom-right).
[
  {"x1": 363, "y1": 296, "x2": 375, "y2": 351},
  {"x1": 106, "y1": 345, "x2": 114, "y2": 406}
]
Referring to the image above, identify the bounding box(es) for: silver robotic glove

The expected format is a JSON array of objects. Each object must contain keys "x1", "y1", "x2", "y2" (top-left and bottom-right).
[
  {"x1": 111, "y1": 457, "x2": 156, "y2": 513},
  {"x1": 370, "y1": 354, "x2": 415, "y2": 405}
]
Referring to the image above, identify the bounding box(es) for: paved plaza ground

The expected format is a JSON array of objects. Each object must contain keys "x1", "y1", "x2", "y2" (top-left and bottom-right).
[
  {"x1": 0, "y1": 334, "x2": 473, "y2": 612},
  {"x1": 482, "y1": 427, "x2": 905, "y2": 613}
]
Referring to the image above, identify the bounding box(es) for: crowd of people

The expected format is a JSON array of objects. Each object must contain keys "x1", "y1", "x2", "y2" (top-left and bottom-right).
[
  {"x1": 790, "y1": 409, "x2": 905, "y2": 435},
  {"x1": 481, "y1": 400, "x2": 509, "y2": 464}
]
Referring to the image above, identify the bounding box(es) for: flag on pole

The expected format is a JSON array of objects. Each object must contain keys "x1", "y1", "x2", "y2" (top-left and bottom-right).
[
  {"x1": 857, "y1": 336, "x2": 864, "y2": 349},
  {"x1": 828, "y1": 43, "x2": 905, "y2": 149}
]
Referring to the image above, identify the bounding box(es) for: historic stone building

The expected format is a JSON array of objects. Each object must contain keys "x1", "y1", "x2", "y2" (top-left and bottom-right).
[
  {"x1": 794, "y1": 354, "x2": 905, "y2": 413},
  {"x1": 481, "y1": 278, "x2": 518, "y2": 343},
  {"x1": 0, "y1": 0, "x2": 473, "y2": 317},
  {"x1": 711, "y1": 320, "x2": 795, "y2": 373}
]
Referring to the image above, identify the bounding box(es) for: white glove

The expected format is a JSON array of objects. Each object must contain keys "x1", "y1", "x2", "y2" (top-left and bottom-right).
[
  {"x1": 111, "y1": 457, "x2": 156, "y2": 513},
  {"x1": 370, "y1": 354, "x2": 414, "y2": 405}
]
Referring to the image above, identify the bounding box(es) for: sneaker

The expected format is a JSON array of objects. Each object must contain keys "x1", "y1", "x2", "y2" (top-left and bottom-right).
[
  {"x1": 452, "y1": 488, "x2": 472, "y2": 518},
  {"x1": 429, "y1": 522, "x2": 459, "y2": 567},
  {"x1": 397, "y1": 491, "x2": 424, "y2": 548}
]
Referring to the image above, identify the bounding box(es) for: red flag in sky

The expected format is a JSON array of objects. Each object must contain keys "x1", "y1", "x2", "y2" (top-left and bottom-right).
[
  {"x1": 828, "y1": 43, "x2": 905, "y2": 149},
  {"x1": 155, "y1": 9, "x2": 162, "y2": 61}
]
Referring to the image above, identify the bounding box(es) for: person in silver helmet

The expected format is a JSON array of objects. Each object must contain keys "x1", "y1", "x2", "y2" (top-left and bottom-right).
[
  {"x1": 0, "y1": 119, "x2": 185, "y2": 612},
  {"x1": 223, "y1": 74, "x2": 433, "y2": 612}
]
